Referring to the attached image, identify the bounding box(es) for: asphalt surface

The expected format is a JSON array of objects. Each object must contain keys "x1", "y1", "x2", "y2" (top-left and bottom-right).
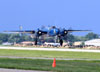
[
  {"x1": 0, "y1": 46, "x2": 100, "y2": 52},
  {"x1": 0, "y1": 68, "x2": 49, "y2": 72}
]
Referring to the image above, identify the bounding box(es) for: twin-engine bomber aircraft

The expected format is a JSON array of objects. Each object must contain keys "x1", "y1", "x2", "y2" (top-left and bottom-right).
[{"x1": 5, "y1": 26, "x2": 90, "y2": 46}]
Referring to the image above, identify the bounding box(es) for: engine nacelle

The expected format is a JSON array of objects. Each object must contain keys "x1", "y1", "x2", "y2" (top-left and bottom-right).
[{"x1": 64, "y1": 30, "x2": 68, "y2": 35}]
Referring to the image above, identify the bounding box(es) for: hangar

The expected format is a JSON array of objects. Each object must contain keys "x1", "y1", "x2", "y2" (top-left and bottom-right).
[{"x1": 85, "y1": 39, "x2": 100, "y2": 46}]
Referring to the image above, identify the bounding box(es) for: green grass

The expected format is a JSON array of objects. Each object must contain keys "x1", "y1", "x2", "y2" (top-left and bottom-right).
[
  {"x1": 0, "y1": 58, "x2": 100, "y2": 72},
  {"x1": 0, "y1": 49, "x2": 100, "y2": 72},
  {"x1": 0, "y1": 49, "x2": 100, "y2": 59}
]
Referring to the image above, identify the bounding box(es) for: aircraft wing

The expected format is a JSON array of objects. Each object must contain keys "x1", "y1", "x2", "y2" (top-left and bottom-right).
[
  {"x1": 66, "y1": 30, "x2": 91, "y2": 32},
  {"x1": 4, "y1": 30, "x2": 35, "y2": 34}
]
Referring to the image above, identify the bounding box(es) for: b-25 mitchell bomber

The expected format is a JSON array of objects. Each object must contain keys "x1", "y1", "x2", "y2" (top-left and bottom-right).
[{"x1": 5, "y1": 26, "x2": 90, "y2": 46}]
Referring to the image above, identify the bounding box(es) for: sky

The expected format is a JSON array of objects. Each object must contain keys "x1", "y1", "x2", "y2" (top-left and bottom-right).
[{"x1": 0, "y1": 0, "x2": 100, "y2": 36}]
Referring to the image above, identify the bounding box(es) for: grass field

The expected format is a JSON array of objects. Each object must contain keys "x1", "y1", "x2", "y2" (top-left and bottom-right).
[
  {"x1": 0, "y1": 58, "x2": 100, "y2": 72},
  {"x1": 0, "y1": 49, "x2": 100, "y2": 72},
  {"x1": 0, "y1": 49, "x2": 100, "y2": 59}
]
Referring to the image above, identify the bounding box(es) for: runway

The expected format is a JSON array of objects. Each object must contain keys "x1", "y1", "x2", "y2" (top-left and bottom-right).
[
  {"x1": 0, "y1": 46, "x2": 100, "y2": 52},
  {"x1": 0, "y1": 68, "x2": 49, "y2": 72}
]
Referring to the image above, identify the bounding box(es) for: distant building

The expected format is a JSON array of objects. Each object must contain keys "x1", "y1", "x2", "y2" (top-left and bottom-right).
[
  {"x1": 63, "y1": 42, "x2": 69, "y2": 46},
  {"x1": 2, "y1": 42, "x2": 13, "y2": 46},
  {"x1": 20, "y1": 41, "x2": 35, "y2": 46},
  {"x1": 44, "y1": 42, "x2": 60, "y2": 46},
  {"x1": 85, "y1": 39, "x2": 100, "y2": 46},
  {"x1": 73, "y1": 41, "x2": 83, "y2": 46}
]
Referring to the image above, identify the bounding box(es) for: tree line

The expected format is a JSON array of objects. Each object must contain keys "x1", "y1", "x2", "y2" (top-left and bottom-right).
[{"x1": 0, "y1": 32, "x2": 99, "y2": 44}]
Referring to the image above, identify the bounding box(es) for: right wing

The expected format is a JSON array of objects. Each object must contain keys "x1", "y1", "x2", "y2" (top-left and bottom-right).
[{"x1": 4, "y1": 30, "x2": 35, "y2": 34}]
